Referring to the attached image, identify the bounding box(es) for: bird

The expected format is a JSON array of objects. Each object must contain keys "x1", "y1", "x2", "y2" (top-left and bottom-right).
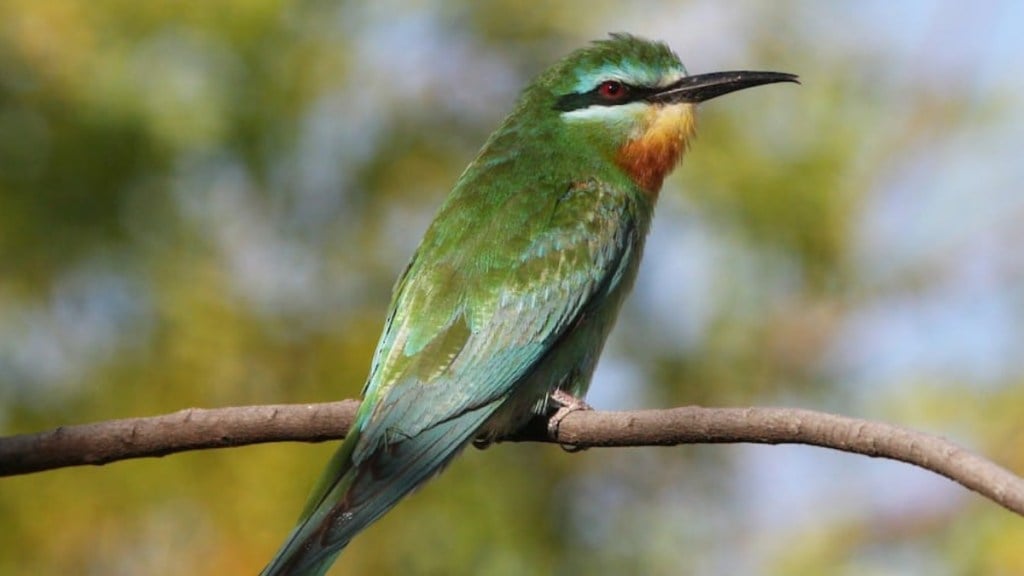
[{"x1": 261, "y1": 33, "x2": 797, "y2": 575}]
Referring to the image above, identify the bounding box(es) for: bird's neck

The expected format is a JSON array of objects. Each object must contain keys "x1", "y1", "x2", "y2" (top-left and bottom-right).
[{"x1": 615, "y1": 103, "x2": 697, "y2": 199}]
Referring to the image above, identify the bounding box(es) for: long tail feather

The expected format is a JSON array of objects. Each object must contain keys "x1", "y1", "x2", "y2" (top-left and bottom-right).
[{"x1": 260, "y1": 401, "x2": 501, "y2": 575}]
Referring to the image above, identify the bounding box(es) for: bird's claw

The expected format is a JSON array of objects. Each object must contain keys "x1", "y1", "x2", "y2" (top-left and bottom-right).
[{"x1": 547, "y1": 390, "x2": 592, "y2": 452}]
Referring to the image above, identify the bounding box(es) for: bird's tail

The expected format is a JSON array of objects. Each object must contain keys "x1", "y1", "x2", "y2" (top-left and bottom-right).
[{"x1": 259, "y1": 401, "x2": 501, "y2": 576}]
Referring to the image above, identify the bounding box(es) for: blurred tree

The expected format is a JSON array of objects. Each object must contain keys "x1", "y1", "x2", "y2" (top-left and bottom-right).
[{"x1": 2, "y1": 1, "x2": 1022, "y2": 575}]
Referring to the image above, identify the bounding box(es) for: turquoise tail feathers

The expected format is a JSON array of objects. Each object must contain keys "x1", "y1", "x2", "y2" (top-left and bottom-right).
[
  {"x1": 259, "y1": 429, "x2": 360, "y2": 576},
  {"x1": 260, "y1": 401, "x2": 502, "y2": 575}
]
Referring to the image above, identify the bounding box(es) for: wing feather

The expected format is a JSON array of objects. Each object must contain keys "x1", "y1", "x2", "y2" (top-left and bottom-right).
[{"x1": 353, "y1": 179, "x2": 640, "y2": 462}]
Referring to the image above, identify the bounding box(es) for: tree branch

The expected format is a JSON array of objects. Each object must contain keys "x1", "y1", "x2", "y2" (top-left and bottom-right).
[{"x1": 2, "y1": 402, "x2": 1022, "y2": 517}]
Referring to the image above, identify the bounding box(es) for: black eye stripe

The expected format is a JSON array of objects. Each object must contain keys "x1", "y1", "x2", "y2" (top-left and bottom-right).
[{"x1": 553, "y1": 82, "x2": 660, "y2": 112}]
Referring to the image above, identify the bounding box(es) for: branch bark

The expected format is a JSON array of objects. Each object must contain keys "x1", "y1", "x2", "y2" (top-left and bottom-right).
[{"x1": 2, "y1": 402, "x2": 1022, "y2": 517}]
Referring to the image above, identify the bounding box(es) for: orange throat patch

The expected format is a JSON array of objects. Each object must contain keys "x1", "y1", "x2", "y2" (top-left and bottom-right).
[{"x1": 616, "y1": 104, "x2": 697, "y2": 198}]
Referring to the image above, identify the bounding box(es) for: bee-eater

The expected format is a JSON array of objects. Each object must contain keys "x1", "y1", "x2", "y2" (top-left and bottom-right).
[{"x1": 261, "y1": 33, "x2": 796, "y2": 575}]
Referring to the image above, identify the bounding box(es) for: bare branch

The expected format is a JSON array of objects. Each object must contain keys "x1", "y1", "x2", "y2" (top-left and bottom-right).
[
  {"x1": 0, "y1": 401, "x2": 361, "y2": 476},
  {"x1": 1, "y1": 402, "x2": 1022, "y2": 517}
]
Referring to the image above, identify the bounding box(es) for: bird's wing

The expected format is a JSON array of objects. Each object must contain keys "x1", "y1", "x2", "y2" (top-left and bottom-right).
[
  {"x1": 260, "y1": 179, "x2": 647, "y2": 574},
  {"x1": 353, "y1": 177, "x2": 643, "y2": 460}
]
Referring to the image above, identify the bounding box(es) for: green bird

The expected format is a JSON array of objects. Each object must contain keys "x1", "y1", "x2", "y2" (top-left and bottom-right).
[{"x1": 261, "y1": 33, "x2": 796, "y2": 575}]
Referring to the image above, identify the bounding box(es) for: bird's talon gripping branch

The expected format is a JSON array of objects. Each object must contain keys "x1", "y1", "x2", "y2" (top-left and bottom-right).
[
  {"x1": 550, "y1": 389, "x2": 593, "y2": 412},
  {"x1": 548, "y1": 389, "x2": 593, "y2": 452}
]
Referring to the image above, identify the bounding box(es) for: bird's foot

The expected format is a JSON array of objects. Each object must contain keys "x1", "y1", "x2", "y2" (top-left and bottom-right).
[{"x1": 548, "y1": 390, "x2": 592, "y2": 452}]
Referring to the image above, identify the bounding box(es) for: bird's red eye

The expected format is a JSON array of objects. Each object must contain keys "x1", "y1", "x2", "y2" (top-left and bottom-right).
[{"x1": 597, "y1": 80, "x2": 629, "y2": 102}]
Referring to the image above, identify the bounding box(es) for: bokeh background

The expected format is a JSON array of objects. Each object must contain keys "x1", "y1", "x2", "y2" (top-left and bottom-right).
[{"x1": 2, "y1": 1, "x2": 1023, "y2": 574}]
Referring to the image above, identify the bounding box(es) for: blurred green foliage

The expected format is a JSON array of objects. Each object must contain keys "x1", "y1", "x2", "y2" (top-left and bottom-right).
[{"x1": 2, "y1": 1, "x2": 1022, "y2": 575}]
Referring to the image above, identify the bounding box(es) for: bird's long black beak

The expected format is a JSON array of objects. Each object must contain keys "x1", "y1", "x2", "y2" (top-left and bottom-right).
[{"x1": 648, "y1": 71, "x2": 799, "y2": 104}]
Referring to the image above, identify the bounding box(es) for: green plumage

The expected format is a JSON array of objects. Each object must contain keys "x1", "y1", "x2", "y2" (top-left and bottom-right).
[{"x1": 261, "y1": 33, "x2": 796, "y2": 575}]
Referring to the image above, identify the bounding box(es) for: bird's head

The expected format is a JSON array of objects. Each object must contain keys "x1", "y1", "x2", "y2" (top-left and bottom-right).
[{"x1": 520, "y1": 33, "x2": 797, "y2": 195}]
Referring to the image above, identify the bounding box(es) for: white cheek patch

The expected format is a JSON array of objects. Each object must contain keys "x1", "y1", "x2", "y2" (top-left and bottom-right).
[{"x1": 559, "y1": 101, "x2": 647, "y2": 124}]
